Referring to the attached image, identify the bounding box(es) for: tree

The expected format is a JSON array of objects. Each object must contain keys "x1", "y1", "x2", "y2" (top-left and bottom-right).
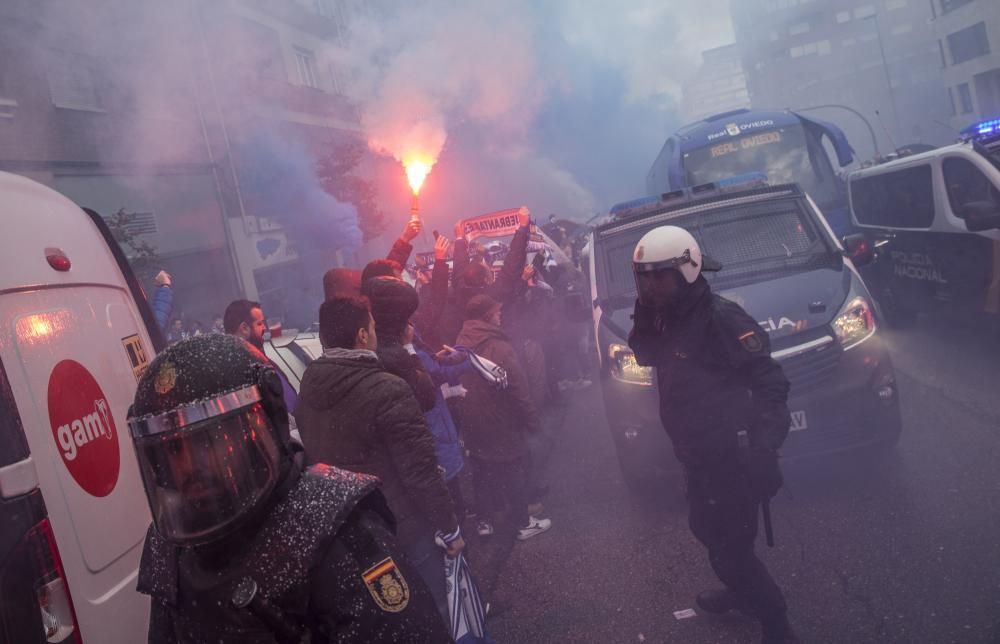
[
  {"x1": 105, "y1": 208, "x2": 161, "y2": 281},
  {"x1": 317, "y1": 136, "x2": 386, "y2": 243}
]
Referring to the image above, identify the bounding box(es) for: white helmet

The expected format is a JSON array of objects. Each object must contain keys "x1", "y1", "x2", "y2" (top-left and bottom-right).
[{"x1": 632, "y1": 226, "x2": 702, "y2": 284}]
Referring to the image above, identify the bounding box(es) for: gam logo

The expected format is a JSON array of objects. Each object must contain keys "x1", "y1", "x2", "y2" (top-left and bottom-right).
[{"x1": 47, "y1": 360, "x2": 121, "y2": 498}]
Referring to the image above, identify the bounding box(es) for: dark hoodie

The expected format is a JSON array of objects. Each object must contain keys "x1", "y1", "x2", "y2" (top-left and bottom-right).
[
  {"x1": 295, "y1": 348, "x2": 458, "y2": 548},
  {"x1": 454, "y1": 319, "x2": 542, "y2": 463}
]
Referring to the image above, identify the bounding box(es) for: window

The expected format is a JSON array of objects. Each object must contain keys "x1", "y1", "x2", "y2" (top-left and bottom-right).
[
  {"x1": 948, "y1": 87, "x2": 957, "y2": 116},
  {"x1": 817, "y1": 40, "x2": 832, "y2": 55},
  {"x1": 957, "y1": 82, "x2": 974, "y2": 113},
  {"x1": 943, "y1": 157, "x2": 1000, "y2": 219},
  {"x1": 790, "y1": 22, "x2": 810, "y2": 35},
  {"x1": 843, "y1": 38, "x2": 857, "y2": 47},
  {"x1": 836, "y1": 11, "x2": 851, "y2": 23},
  {"x1": 947, "y1": 22, "x2": 991, "y2": 65},
  {"x1": 854, "y1": 5, "x2": 876, "y2": 19},
  {"x1": 891, "y1": 23, "x2": 912, "y2": 36},
  {"x1": 940, "y1": 0, "x2": 973, "y2": 14},
  {"x1": 885, "y1": 0, "x2": 908, "y2": 9},
  {"x1": 46, "y1": 50, "x2": 102, "y2": 111},
  {"x1": 851, "y1": 165, "x2": 935, "y2": 229},
  {"x1": 294, "y1": 47, "x2": 318, "y2": 88}
]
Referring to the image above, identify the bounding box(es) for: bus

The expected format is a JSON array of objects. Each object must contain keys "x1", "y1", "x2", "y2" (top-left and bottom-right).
[{"x1": 647, "y1": 108, "x2": 857, "y2": 235}]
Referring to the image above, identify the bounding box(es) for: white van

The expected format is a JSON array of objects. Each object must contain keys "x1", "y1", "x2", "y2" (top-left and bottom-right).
[
  {"x1": 848, "y1": 136, "x2": 1000, "y2": 325},
  {"x1": 0, "y1": 172, "x2": 160, "y2": 643}
]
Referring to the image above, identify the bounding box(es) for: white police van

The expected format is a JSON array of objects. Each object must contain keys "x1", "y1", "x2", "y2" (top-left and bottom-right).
[
  {"x1": 0, "y1": 171, "x2": 161, "y2": 643},
  {"x1": 589, "y1": 179, "x2": 902, "y2": 489},
  {"x1": 848, "y1": 118, "x2": 1000, "y2": 327}
]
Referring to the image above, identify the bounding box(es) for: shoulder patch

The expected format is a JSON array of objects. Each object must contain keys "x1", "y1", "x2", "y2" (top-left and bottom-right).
[
  {"x1": 362, "y1": 557, "x2": 410, "y2": 612},
  {"x1": 738, "y1": 330, "x2": 764, "y2": 353}
]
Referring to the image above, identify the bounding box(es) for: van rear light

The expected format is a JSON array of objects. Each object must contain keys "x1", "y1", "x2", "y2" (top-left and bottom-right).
[
  {"x1": 44, "y1": 248, "x2": 71, "y2": 272},
  {"x1": 26, "y1": 519, "x2": 82, "y2": 643}
]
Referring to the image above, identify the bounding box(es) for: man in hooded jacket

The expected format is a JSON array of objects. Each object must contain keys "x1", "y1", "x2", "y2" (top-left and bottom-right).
[
  {"x1": 295, "y1": 296, "x2": 463, "y2": 625},
  {"x1": 454, "y1": 294, "x2": 552, "y2": 541}
]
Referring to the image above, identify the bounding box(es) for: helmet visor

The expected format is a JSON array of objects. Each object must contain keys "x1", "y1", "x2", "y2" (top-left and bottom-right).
[{"x1": 133, "y1": 401, "x2": 281, "y2": 545}]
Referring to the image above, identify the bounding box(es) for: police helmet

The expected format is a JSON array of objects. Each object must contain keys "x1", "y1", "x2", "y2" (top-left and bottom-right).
[{"x1": 127, "y1": 334, "x2": 291, "y2": 546}]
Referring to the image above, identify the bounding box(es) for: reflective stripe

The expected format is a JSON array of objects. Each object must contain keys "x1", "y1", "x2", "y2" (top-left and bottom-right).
[
  {"x1": 772, "y1": 335, "x2": 834, "y2": 361},
  {"x1": 128, "y1": 384, "x2": 262, "y2": 438}
]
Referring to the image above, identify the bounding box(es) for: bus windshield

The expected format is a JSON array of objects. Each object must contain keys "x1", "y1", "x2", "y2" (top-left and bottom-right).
[{"x1": 682, "y1": 124, "x2": 839, "y2": 209}]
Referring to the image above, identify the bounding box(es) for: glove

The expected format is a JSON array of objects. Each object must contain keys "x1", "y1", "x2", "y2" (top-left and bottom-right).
[{"x1": 741, "y1": 447, "x2": 783, "y2": 500}]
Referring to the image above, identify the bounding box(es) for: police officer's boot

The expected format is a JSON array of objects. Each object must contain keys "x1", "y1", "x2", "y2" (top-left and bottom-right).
[
  {"x1": 696, "y1": 589, "x2": 745, "y2": 615},
  {"x1": 760, "y1": 612, "x2": 800, "y2": 644}
]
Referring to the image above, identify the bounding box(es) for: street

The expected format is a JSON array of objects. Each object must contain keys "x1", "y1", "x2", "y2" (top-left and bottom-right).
[{"x1": 472, "y1": 316, "x2": 1000, "y2": 644}]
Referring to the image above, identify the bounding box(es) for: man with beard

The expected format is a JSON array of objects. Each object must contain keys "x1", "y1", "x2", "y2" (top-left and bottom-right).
[
  {"x1": 129, "y1": 334, "x2": 449, "y2": 643},
  {"x1": 627, "y1": 226, "x2": 798, "y2": 644},
  {"x1": 224, "y1": 299, "x2": 297, "y2": 417}
]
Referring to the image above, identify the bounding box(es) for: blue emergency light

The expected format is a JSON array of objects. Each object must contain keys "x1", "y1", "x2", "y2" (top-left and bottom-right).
[{"x1": 962, "y1": 117, "x2": 1000, "y2": 138}]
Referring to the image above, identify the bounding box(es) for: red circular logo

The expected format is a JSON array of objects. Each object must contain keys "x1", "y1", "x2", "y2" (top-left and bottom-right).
[{"x1": 47, "y1": 360, "x2": 121, "y2": 497}]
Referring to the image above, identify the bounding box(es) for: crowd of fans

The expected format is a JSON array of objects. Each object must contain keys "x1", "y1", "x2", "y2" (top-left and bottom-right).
[{"x1": 148, "y1": 216, "x2": 594, "y2": 627}]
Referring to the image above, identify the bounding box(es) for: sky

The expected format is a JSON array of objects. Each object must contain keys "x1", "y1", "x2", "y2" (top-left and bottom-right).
[{"x1": 329, "y1": 0, "x2": 736, "y2": 235}]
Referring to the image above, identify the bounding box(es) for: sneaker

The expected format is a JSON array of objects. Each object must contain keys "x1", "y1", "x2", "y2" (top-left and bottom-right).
[
  {"x1": 571, "y1": 377, "x2": 593, "y2": 390},
  {"x1": 557, "y1": 379, "x2": 575, "y2": 392},
  {"x1": 477, "y1": 520, "x2": 494, "y2": 536},
  {"x1": 517, "y1": 516, "x2": 552, "y2": 541}
]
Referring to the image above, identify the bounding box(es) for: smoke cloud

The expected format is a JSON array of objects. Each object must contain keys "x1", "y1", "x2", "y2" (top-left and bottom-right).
[{"x1": 327, "y1": 0, "x2": 734, "y2": 230}]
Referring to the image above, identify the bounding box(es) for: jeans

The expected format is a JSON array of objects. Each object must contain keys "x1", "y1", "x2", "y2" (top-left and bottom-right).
[
  {"x1": 471, "y1": 456, "x2": 531, "y2": 528},
  {"x1": 404, "y1": 536, "x2": 448, "y2": 627}
]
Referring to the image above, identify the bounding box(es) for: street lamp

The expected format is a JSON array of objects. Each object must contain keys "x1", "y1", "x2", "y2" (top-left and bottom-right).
[{"x1": 863, "y1": 13, "x2": 902, "y2": 145}]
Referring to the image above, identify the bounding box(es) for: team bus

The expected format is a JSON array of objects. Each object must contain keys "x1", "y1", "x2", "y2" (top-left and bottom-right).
[{"x1": 647, "y1": 108, "x2": 857, "y2": 235}]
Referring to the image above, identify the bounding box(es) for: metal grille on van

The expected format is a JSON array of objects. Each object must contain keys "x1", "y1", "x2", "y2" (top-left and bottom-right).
[{"x1": 779, "y1": 343, "x2": 841, "y2": 395}]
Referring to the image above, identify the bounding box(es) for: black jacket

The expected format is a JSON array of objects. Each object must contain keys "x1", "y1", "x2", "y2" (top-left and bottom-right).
[
  {"x1": 453, "y1": 320, "x2": 541, "y2": 463},
  {"x1": 295, "y1": 349, "x2": 458, "y2": 547},
  {"x1": 139, "y1": 462, "x2": 451, "y2": 643},
  {"x1": 628, "y1": 277, "x2": 791, "y2": 467}
]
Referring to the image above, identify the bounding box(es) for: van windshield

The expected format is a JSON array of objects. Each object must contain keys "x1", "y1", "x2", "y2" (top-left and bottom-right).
[{"x1": 596, "y1": 197, "x2": 837, "y2": 323}]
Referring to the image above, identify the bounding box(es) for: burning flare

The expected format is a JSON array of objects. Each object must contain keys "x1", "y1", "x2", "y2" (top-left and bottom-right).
[{"x1": 404, "y1": 158, "x2": 433, "y2": 195}]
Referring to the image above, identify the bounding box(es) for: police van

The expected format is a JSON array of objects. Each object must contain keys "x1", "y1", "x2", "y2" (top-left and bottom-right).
[
  {"x1": 589, "y1": 180, "x2": 902, "y2": 489},
  {"x1": 847, "y1": 119, "x2": 1000, "y2": 326},
  {"x1": 0, "y1": 171, "x2": 161, "y2": 643}
]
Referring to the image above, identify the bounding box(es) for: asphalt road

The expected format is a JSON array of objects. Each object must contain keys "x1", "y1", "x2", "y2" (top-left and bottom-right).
[{"x1": 467, "y1": 315, "x2": 1000, "y2": 643}]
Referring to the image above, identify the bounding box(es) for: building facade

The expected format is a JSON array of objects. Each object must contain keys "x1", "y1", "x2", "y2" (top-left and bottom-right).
[
  {"x1": 931, "y1": 0, "x2": 1000, "y2": 129},
  {"x1": 0, "y1": 0, "x2": 365, "y2": 330},
  {"x1": 729, "y1": 0, "x2": 954, "y2": 162},
  {"x1": 680, "y1": 45, "x2": 752, "y2": 123}
]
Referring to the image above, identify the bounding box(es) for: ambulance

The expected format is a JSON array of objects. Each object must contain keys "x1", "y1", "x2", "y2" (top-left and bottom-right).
[{"x1": 0, "y1": 171, "x2": 159, "y2": 643}]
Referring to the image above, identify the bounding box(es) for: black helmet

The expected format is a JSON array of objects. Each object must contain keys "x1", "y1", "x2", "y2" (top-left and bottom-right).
[
  {"x1": 127, "y1": 334, "x2": 291, "y2": 546},
  {"x1": 365, "y1": 276, "x2": 419, "y2": 339}
]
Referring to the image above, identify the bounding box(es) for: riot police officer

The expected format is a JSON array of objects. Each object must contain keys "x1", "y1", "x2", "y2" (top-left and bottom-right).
[
  {"x1": 127, "y1": 333, "x2": 450, "y2": 643},
  {"x1": 628, "y1": 226, "x2": 799, "y2": 644}
]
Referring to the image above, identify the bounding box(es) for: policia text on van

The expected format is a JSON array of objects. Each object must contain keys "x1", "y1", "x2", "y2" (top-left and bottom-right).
[
  {"x1": 848, "y1": 122, "x2": 1000, "y2": 327},
  {"x1": 588, "y1": 181, "x2": 902, "y2": 489}
]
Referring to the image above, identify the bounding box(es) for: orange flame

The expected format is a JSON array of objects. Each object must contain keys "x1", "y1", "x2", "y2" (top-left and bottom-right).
[{"x1": 404, "y1": 158, "x2": 433, "y2": 195}]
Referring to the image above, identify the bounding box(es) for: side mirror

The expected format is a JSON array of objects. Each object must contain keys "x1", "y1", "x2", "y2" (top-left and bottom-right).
[
  {"x1": 842, "y1": 233, "x2": 874, "y2": 267},
  {"x1": 962, "y1": 202, "x2": 1000, "y2": 232}
]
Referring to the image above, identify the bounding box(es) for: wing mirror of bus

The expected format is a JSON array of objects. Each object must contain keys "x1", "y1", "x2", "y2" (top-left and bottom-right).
[
  {"x1": 961, "y1": 202, "x2": 1000, "y2": 232},
  {"x1": 842, "y1": 234, "x2": 874, "y2": 267}
]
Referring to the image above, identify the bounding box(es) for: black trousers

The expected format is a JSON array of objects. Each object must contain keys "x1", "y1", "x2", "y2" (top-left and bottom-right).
[
  {"x1": 687, "y1": 490, "x2": 787, "y2": 623},
  {"x1": 471, "y1": 456, "x2": 530, "y2": 528}
]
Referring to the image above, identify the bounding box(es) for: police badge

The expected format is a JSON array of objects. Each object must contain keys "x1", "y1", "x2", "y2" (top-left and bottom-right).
[
  {"x1": 738, "y1": 330, "x2": 764, "y2": 353},
  {"x1": 362, "y1": 557, "x2": 410, "y2": 613}
]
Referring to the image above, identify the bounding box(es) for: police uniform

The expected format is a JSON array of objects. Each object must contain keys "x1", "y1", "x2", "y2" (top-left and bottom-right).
[
  {"x1": 629, "y1": 275, "x2": 792, "y2": 633},
  {"x1": 127, "y1": 334, "x2": 452, "y2": 644}
]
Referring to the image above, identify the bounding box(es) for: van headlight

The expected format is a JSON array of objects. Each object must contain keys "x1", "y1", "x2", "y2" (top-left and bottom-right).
[
  {"x1": 608, "y1": 343, "x2": 654, "y2": 386},
  {"x1": 832, "y1": 296, "x2": 876, "y2": 350}
]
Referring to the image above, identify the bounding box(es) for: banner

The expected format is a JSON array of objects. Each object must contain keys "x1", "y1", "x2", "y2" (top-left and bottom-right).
[{"x1": 457, "y1": 207, "x2": 531, "y2": 241}]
